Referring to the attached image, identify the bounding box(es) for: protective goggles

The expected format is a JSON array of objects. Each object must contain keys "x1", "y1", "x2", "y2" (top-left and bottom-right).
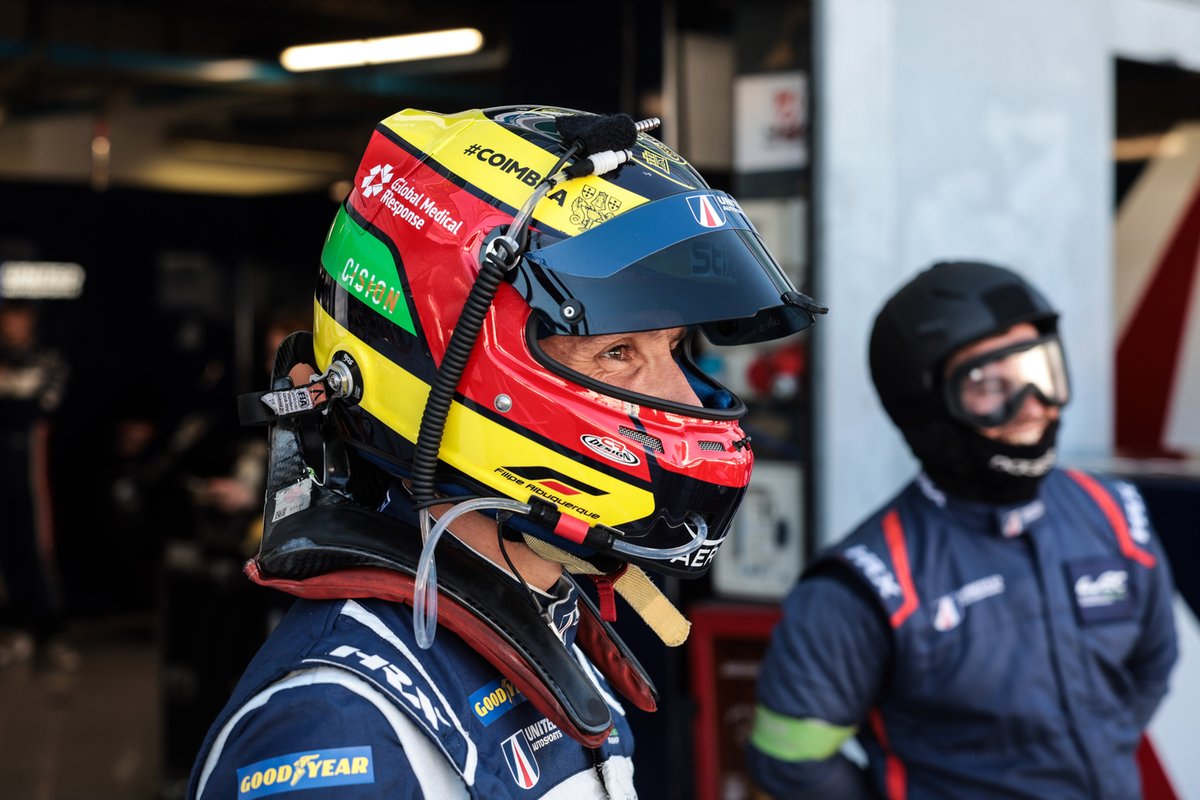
[
  {"x1": 943, "y1": 335, "x2": 1070, "y2": 428},
  {"x1": 515, "y1": 191, "x2": 825, "y2": 346}
]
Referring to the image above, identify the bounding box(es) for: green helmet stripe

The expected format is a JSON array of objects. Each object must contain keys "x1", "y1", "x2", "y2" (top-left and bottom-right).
[
  {"x1": 321, "y1": 206, "x2": 417, "y2": 335},
  {"x1": 749, "y1": 705, "x2": 857, "y2": 762}
]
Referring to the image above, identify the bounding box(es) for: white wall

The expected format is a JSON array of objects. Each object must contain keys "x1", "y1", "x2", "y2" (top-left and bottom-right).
[
  {"x1": 1113, "y1": 0, "x2": 1200, "y2": 71},
  {"x1": 813, "y1": 0, "x2": 1113, "y2": 544}
]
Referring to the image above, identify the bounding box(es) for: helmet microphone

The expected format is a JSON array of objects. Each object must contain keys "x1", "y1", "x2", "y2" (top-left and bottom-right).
[{"x1": 555, "y1": 112, "x2": 641, "y2": 155}]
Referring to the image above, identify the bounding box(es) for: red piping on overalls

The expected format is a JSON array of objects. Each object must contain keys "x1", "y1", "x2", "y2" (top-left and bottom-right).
[
  {"x1": 882, "y1": 509, "x2": 920, "y2": 628},
  {"x1": 1065, "y1": 469, "x2": 1156, "y2": 568},
  {"x1": 868, "y1": 707, "x2": 908, "y2": 800}
]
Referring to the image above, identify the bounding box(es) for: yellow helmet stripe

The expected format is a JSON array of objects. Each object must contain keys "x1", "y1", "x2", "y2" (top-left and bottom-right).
[
  {"x1": 313, "y1": 300, "x2": 655, "y2": 526},
  {"x1": 378, "y1": 108, "x2": 649, "y2": 236}
]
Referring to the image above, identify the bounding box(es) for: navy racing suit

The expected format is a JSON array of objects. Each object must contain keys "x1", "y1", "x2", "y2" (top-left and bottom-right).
[
  {"x1": 189, "y1": 581, "x2": 636, "y2": 799},
  {"x1": 747, "y1": 467, "x2": 1178, "y2": 799}
]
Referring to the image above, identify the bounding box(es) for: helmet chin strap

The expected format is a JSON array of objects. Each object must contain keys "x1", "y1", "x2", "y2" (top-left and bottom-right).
[{"x1": 520, "y1": 535, "x2": 692, "y2": 648}]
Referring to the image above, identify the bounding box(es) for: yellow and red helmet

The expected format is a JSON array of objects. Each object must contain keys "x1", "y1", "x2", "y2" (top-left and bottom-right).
[{"x1": 312, "y1": 106, "x2": 822, "y2": 578}]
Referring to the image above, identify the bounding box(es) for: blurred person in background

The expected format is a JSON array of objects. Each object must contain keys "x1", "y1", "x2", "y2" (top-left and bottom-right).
[
  {"x1": 747, "y1": 261, "x2": 1178, "y2": 799},
  {"x1": 154, "y1": 310, "x2": 314, "y2": 789},
  {"x1": 186, "y1": 105, "x2": 825, "y2": 798},
  {"x1": 0, "y1": 299, "x2": 74, "y2": 669},
  {"x1": 193, "y1": 309, "x2": 312, "y2": 554}
]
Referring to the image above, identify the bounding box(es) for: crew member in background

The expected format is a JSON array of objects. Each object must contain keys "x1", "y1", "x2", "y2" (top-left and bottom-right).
[
  {"x1": 0, "y1": 299, "x2": 73, "y2": 670},
  {"x1": 747, "y1": 261, "x2": 1177, "y2": 799}
]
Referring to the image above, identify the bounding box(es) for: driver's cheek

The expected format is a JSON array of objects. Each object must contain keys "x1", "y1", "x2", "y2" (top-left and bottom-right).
[{"x1": 640, "y1": 362, "x2": 701, "y2": 407}]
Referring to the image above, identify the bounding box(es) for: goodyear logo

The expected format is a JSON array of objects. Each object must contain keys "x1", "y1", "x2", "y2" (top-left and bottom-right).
[
  {"x1": 236, "y1": 747, "x2": 374, "y2": 798},
  {"x1": 469, "y1": 676, "x2": 527, "y2": 726}
]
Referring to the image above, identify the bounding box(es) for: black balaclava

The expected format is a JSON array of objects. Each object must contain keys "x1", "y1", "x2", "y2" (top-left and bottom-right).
[
  {"x1": 869, "y1": 261, "x2": 1066, "y2": 505},
  {"x1": 899, "y1": 416, "x2": 1059, "y2": 504}
]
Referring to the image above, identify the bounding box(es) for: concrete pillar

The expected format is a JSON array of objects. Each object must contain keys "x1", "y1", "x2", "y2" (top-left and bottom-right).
[{"x1": 813, "y1": 0, "x2": 1113, "y2": 544}]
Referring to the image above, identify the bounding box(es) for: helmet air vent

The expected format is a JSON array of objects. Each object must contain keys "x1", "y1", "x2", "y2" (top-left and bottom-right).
[
  {"x1": 618, "y1": 426, "x2": 664, "y2": 453},
  {"x1": 697, "y1": 441, "x2": 725, "y2": 451}
]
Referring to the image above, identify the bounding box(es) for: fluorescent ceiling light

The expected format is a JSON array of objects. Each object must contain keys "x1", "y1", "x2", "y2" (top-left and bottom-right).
[
  {"x1": 170, "y1": 138, "x2": 348, "y2": 172},
  {"x1": 0, "y1": 261, "x2": 86, "y2": 299},
  {"x1": 280, "y1": 28, "x2": 484, "y2": 72},
  {"x1": 196, "y1": 58, "x2": 261, "y2": 83}
]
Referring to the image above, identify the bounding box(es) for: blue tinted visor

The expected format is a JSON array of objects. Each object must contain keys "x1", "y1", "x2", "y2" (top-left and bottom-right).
[{"x1": 515, "y1": 191, "x2": 825, "y2": 345}]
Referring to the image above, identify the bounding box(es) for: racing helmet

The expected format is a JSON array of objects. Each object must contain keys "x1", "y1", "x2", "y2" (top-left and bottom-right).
[
  {"x1": 869, "y1": 260, "x2": 1067, "y2": 429},
  {"x1": 310, "y1": 106, "x2": 824, "y2": 579}
]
